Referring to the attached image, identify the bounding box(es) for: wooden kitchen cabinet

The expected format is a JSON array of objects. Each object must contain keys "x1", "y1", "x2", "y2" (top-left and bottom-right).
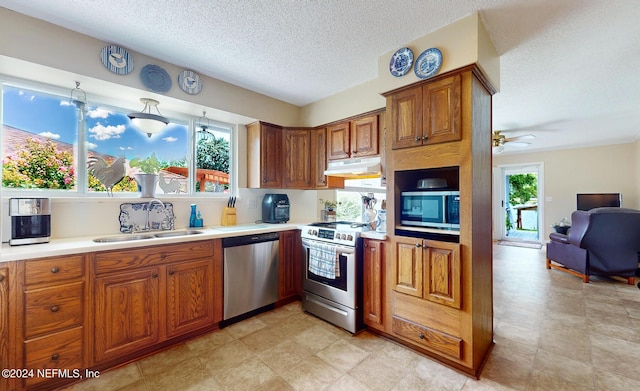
[
  {"x1": 327, "y1": 121, "x2": 350, "y2": 160},
  {"x1": 327, "y1": 115, "x2": 379, "y2": 160},
  {"x1": 278, "y1": 230, "x2": 301, "y2": 302},
  {"x1": 247, "y1": 121, "x2": 283, "y2": 188},
  {"x1": 350, "y1": 115, "x2": 379, "y2": 158},
  {"x1": 166, "y1": 259, "x2": 216, "y2": 338},
  {"x1": 94, "y1": 267, "x2": 161, "y2": 363},
  {"x1": 393, "y1": 238, "x2": 461, "y2": 309},
  {"x1": 0, "y1": 264, "x2": 13, "y2": 391},
  {"x1": 16, "y1": 254, "x2": 88, "y2": 390},
  {"x1": 93, "y1": 240, "x2": 221, "y2": 365},
  {"x1": 383, "y1": 65, "x2": 494, "y2": 376},
  {"x1": 311, "y1": 127, "x2": 344, "y2": 189},
  {"x1": 283, "y1": 128, "x2": 312, "y2": 189},
  {"x1": 363, "y1": 239, "x2": 384, "y2": 330},
  {"x1": 390, "y1": 74, "x2": 461, "y2": 149}
]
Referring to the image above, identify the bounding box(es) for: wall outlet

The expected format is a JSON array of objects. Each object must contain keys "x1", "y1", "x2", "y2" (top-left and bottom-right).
[{"x1": 248, "y1": 199, "x2": 257, "y2": 209}]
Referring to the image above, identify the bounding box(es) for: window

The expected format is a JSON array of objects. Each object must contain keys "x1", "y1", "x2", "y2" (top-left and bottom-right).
[
  {"x1": 1, "y1": 82, "x2": 234, "y2": 196},
  {"x1": 336, "y1": 177, "x2": 387, "y2": 222}
]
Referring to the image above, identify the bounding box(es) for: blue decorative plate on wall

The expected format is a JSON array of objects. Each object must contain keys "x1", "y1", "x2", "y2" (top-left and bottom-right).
[
  {"x1": 140, "y1": 64, "x2": 172, "y2": 93},
  {"x1": 389, "y1": 47, "x2": 414, "y2": 77},
  {"x1": 100, "y1": 45, "x2": 134, "y2": 75},
  {"x1": 414, "y1": 48, "x2": 443, "y2": 79},
  {"x1": 178, "y1": 70, "x2": 203, "y2": 95}
]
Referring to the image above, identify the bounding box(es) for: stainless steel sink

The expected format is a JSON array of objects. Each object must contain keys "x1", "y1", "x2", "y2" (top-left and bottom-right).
[
  {"x1": 93, "y1": 234, "x2": 156, "y2": 243},
  {"x1": 93, "y1": 230, "x2": 203, "y2": 243},
  {"x1": 152, "y1": 229, "x2": 203, "y2": 238}
]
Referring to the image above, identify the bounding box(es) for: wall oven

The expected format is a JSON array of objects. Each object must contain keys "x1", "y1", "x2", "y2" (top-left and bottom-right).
[{"x1": 301, "y1": 222, "x2": 364, "y2": 334}]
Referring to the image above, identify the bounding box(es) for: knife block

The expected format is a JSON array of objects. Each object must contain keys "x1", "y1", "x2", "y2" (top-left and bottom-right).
[{"x1": 221, "y1": 207, "x2": 236, "y2": 226}]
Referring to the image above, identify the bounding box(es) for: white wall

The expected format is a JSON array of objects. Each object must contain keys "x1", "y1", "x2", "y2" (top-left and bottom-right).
[{"x1": 493, "y1": 141, "x2": 640, "y2": 240}]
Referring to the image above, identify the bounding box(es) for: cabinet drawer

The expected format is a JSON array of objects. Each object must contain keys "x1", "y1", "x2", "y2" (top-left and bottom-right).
[
  {"x1": 23, "y1": 326, "x2": 83, "y2": 388},
  {"x1": 94, "y1": 241, "x2": 214, "y2": 274},
  {"x1": 24, "y1": 282, "x2": 84, "y2": 339},
  {"x1": 25, "y1": 255, "x2": 84, "y2": 286},
  {"x1": 392, "y1": 316, "x2": 462, "y2": 360}
]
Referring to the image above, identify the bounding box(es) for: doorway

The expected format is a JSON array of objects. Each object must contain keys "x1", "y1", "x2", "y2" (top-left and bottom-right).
[{"x1": 497, "y1": 163, "x2": 544, "y2": 243}]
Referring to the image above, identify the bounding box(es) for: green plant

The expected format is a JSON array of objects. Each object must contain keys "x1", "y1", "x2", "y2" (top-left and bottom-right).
[
  {"x1": 129, "y1": 152, "x2": 162, "y2": 174},
  {"x1": 319, "y1": 198, "x2": 340, "y2": 211}
]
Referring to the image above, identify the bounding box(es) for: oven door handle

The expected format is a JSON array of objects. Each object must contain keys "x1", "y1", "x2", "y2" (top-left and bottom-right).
[{"x1": 302, "y1": 239, "x2": 355, "y2": 255}]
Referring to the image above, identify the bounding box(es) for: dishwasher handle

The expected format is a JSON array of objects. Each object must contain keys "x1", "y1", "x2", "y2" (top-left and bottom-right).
[{"x1": 222, "y1": 232, "x2": 280, "y2": 248}]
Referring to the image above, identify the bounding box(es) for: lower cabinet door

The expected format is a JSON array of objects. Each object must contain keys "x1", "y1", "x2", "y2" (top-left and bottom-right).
[
  {"x1": 94, "y1": 268, "x2": 160, "y2": 364},
  {"x1": 23, "y1": 327, "x2": 83, "y2": 389},
  {"x1": 166, "y1": 260, "x2": 215, "y2": 338},
  {"x1": 363, "y1": 239, "x2": 384, "y2": 329}
]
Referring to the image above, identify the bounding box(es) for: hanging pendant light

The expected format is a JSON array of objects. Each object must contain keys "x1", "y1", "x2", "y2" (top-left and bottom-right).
[
  {"x1": 70, "y1": 81, "x2": 87, "y2": 120},
  {"x1": 127, "y1": 98, "x2": 169, "y2": 138},
  {"x1": 197, "y1": 110, "x2": 214, "y2": 141}
]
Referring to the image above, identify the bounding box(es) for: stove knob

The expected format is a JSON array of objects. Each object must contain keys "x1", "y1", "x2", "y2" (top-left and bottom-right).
[
  {"x1": 312, "y1": 230, "x2": 318, "y2": 236},
  {"x1": 341, "y1": 233, "x2": 347, "y2": 240},
  {"x1": 347, "y1": 234, "x2": 353, "y2": 241}
]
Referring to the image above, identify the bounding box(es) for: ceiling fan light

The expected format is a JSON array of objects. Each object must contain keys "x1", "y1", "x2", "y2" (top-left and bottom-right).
[{"x1": 127, "y1": 98, "x2": 169, "y2": 137}]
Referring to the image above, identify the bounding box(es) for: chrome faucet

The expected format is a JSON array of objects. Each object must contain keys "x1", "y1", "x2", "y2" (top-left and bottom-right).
[{"x1": 146, "y1": 199, "x2": 165, "y2": 232}]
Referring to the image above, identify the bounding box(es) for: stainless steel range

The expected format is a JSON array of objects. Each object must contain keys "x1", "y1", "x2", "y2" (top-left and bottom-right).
[{"x1": 301, "y1": 221, "x2": 365, "y2": 333}]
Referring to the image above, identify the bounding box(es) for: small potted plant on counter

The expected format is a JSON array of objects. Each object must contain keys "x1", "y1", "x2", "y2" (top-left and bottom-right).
[
  {"x1": 320, "y1": 198, "x2": 340, "y2": 222},
  {"x1": 129, "y1": 153, "x2": 162, "y2": 198}
]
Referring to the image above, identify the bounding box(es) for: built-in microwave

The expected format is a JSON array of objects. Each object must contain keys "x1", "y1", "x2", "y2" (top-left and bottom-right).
[{"x1": 400, "y1": 191, "x2": 460, "y2": 230}]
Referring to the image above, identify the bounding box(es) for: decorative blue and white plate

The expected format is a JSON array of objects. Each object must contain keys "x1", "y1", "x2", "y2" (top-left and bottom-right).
[
  {"x1": 100, "y1": 45, "x2": 134, "y2": 75},
  {"x1": 140, "y1": 64, "x2": 172, "y2": 93},
  {"x1": 389, "y1": 47, "x2": 414, "y2": 77},
  {"x1": 414, "y1": 48, "x2": 443, "y2": 79},
  {"x1": 178, "y1": 70, "x2": 203, "y2": 95},
  {"x1": 119, "y1": 202, "x2": 174, "y2": 233}
]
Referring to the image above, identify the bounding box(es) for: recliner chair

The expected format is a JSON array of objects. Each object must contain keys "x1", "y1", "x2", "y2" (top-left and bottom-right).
[{"x1": 546, "y1": 207, "x2": 640, "y2": 284}]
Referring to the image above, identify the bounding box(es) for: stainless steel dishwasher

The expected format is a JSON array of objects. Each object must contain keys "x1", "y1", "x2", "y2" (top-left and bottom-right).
[{"x1": 222, "y1": 232, "x2": 279, "y2": 321}]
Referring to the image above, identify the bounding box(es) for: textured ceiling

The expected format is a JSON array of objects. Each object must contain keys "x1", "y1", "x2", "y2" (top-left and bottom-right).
[{"x1": 1, "y1": 0, "x2": 639, "y2": 154}]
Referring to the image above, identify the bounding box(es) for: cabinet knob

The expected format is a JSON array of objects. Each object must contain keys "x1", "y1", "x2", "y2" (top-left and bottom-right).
[
  {"x1": 415, "y1": 137, "x2": 420, "y2": 142},
  {"x1": 415, "y1": 243, "x2": 422, "y2": 248},
  {"x1": 263, "y1": 178, "x2": 267, "y2": 183},
  {"x1": 422, "y1": 136, "x2": 428, "y2": 141},
  {"x1": 168, "y1": 270, "x2": 175, "y2": 276},
  {"x1": 51, "y1": 267, "x2": 60, "y2": 274},
  {"x1": 161, "y1": 253, "x2": 167, "y2": 259},
  {"x1": 419, "y1": 333, "x2": 425, "y2": 340},
  {"x1": 50, "y1": 305, "x2": 59, "y2": 313},
  {"x1": 152, "y1": 273, "x2": 158, "y2": 279},
  {"x1": 51, "y1": 353, "x2": 59, "y2": 361}
]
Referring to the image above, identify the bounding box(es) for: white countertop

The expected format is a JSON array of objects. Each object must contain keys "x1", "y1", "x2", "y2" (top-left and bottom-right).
[{"x1": 0, "y1": 223, "x2": 304, "y2": 263}]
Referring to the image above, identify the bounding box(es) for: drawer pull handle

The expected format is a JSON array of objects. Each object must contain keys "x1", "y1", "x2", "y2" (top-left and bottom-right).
[
  {"x1": 51, "y1": 267, "x2": 60, "y2": 274},
  {"x1": 50, "y1": 305, "x2": 59, "y2": 313},
  {"x1": 161, "y1": 253, "x2": 167, "y2": 259},
  {"x1": 419, "y1": 333, "x2": 425, "y2": 340},
  {"x1": 51, "y1": 353, "x2": 59, "y2": 360}
]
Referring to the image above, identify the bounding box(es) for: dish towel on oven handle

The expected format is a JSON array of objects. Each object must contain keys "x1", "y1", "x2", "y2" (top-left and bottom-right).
[{"x1": 308, "y1": 242, "x2": 340, "y2": 279}]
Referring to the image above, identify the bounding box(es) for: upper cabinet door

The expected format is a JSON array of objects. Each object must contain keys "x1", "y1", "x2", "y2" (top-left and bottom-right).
[
  {"x1": 327, "y1": 122, "x2": 351, "y2": 160},
  {"x1": 351, "y1": 115, "x2": 379, "y2": 158},
  {"x1": 423, "y1": 74, "x2": 462, "y2": 145},
  {"x1": 259, "y1": 123, "x2": 283, "y2": 188},
  {"x1": 390, "y1": 85, "x2": 423, "y2": 150},
  {"x1": 283, "y1": 129, "x2": 312, "y2": 189}
]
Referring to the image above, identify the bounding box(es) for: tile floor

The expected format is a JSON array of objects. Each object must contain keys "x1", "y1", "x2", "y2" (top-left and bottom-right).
[{"x1": 62, "y1": 243, "x2": 640, "y2": 391}]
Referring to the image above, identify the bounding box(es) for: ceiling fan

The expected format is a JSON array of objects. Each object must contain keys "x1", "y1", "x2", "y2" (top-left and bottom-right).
[{"x1": 492, "y1": 130, "x2": 535, "y2": 154}]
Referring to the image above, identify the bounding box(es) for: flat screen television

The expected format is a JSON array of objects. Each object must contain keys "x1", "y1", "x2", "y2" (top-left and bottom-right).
[{"x1": 576, "y1": 193, "x2": 621, "y2": 211}]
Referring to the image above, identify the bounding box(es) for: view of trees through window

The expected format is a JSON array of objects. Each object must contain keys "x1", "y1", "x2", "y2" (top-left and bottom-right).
[{"x1": 1, "y1": 84, "x2": 232, "y2": 195}]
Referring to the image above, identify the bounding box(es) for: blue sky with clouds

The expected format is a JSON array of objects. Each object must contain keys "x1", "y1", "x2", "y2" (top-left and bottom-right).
[{"x1": 3, "y1": 86, "x2": 188, "y2": 162}]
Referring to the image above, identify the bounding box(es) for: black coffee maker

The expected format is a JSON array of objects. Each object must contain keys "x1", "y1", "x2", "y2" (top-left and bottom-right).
[{"x1": 262, "y1": 194, "x2": 290, "y2": 223}]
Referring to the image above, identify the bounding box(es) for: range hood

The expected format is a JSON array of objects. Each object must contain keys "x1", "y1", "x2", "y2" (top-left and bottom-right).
[{"x1": 323, "y1": 156, "x2": 382, "y2": 179}]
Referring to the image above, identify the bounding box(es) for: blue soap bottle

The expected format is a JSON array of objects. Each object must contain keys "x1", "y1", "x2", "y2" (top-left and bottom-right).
[{"x1": 189, "y1": 204, "x2": 197, "y2": 228}]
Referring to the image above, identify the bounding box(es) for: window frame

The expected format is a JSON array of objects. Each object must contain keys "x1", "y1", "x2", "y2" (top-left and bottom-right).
[{"x1": 1, "y1": 76, "x2": 237, "y2": 199}]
